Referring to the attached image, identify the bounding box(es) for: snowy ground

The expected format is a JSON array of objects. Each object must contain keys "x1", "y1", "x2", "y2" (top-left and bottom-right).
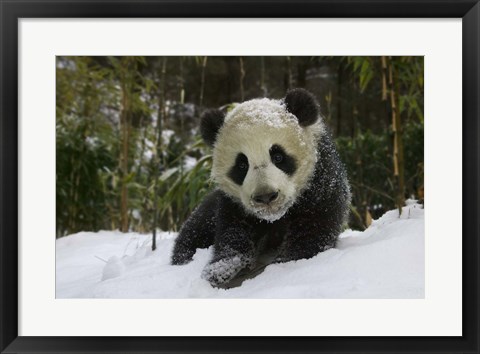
[{"x1": 56, "y1": 203, "x2": 424, "y2": 299}]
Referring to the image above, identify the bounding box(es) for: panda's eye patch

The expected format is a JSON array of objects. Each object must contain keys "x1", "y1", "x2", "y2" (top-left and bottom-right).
[
  {"x1": 228, "y1": 153, "x2": 249, "y2": 185},
  {"x1": 270, "y1": 144, "x2": 297, "y2": 176}
]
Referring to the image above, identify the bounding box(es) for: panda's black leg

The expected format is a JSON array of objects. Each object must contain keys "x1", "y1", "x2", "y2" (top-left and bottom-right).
[
  {"x1": 201, "y1": 195, "x2": 257, "y2": 287},
  {"x1": 201, "y1": 230, "x2": 256, "y2": 287},
  {"x1": 276, "y1": 215, "x2": 340, "y2": 262},
  {"x1": 170, "y1": 191, "x2": 219, "y2": 265}
]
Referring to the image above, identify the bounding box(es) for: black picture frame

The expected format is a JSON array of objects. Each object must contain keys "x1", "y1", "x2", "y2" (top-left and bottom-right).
[{"x1": 1, "y1": 1, "x2": 478, "y2": 353}]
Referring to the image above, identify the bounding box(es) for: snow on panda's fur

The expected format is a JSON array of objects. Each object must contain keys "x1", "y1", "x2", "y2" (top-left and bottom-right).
[{"x1": 171, "y1": 89, "x2": 351, "y2": 287}]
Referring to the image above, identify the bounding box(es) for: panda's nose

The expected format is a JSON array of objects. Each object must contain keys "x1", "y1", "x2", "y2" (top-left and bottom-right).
[{"x1": 252, "y1": 191, "x2": 279, "y2": 205}]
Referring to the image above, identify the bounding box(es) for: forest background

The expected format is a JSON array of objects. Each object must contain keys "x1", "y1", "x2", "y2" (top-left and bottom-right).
[{"x1": 56, "y1": 56, "x2": 424, "y2": 238}]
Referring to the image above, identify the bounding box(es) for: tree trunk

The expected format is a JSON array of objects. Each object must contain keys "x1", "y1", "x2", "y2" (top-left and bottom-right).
[
  {"x1": 296, "y1": 58, "x2": 308, "y2": 88},
  {"x1": 239, "y1": 57, "x2": 245, "y2": 101},
  {"x1": 386, "y1": 57, "x2": 406, "y2": 213},
  {"x1": 199, "y1": 56, "x2": 208, "y2": 106},
  {"x1": 152, "y1": 57, "x2": 168, "y2": 251},
  {"x1": 351, "y1": 80, "x2": 358, "y2": 138},
  {"x1": 119, "y1": 73, "x2": 130, "y2": 233},
  {"x1": 381, "y1": 56, "x2": 391, "y2": 129},
  {"x1": 260, "y1": 57, "x2": 266, "y2": 96},
  {"x1": 179, "y1": 57, "x2": 185, "y2": 104},
  {"x1": 336, "y1": 62, "x2": 344, "y2": 136},
  {"x1": 284, "y1": 56, "x2": 293, "y2": 90}
]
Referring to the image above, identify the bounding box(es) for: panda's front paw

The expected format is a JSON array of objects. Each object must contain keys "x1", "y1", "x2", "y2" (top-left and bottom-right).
[{"x1": 201, "y1": 255, "x2": 253, "y2": 287}]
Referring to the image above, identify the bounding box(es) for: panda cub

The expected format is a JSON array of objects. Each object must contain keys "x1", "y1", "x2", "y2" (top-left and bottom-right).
[{"x1": 171, "y1": 88, "x2": 351, "y2": 287}]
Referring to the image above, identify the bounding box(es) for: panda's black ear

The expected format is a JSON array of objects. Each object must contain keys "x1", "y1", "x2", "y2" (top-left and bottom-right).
[
  {"x1": 284, "y1": 88, "x2": 319, "y2": 127},
  {"x1": 200, "y1": 109, "x2": 225, "y2": 147}
]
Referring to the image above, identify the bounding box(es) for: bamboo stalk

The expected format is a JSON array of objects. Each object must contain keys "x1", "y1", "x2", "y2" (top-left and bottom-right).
[
  {"x1": 285, "y1": 56, "x2": 293, "y2": 90},
  {"x1": 152, "y1": 57, "x2": 168, "y2": 251},
  {"x1": 388, "y1": 57, "x2": 405, "y2": 214},
  {"x1": 260, "y1": 57, "x2": 266, "y2": 96},
  {"x1": 179, "y1": 57, "x2": 185, "y2": 104},
  {"x1": 239, "y1": 57, "x2": 245, "y2": 101},
  {"x1": 199, "y1": 56, "x2": 208, "y2": 106},
  {"x1": 381, "y1": 56, "x2": 388, "y2": 101},
  {"x1": 119, "y1": 64, "x2": 130, "y2": 233}
]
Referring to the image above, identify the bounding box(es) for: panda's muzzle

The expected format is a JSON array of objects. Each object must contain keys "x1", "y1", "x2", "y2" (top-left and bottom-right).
[{"x1": 252, "y1": 190, "x2": 279, "y2": 205}]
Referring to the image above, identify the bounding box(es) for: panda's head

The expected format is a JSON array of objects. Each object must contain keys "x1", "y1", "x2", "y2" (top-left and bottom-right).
[{"x1": 201, "y1": 88, "x2": 324, "y2": 222}]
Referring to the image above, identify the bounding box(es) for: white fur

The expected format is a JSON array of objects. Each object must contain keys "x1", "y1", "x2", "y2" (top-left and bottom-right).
[{"x1": 212, "y1": 98, "x2": 324, "y2": 221}]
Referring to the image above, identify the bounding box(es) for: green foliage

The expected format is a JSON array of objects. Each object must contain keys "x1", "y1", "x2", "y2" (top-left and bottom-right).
[
  {"x1": 396, "y1": 57, "x2": 424, "y2": 123},
  {"x1": 348, "y1": 56, "x2": 424, "y2": 123},
  {"x1": 155, "y1": 145, "x2": 213, "y2": 231},
  {"x1": 56, "y1": 57, "x2": 118, "y2": 236},
  {"x1": 336, "y1": 121, "x2": 424, "y2": 229},
  {"x1": 56, "y1": 123, "x2": 117, "y2": 236},
  {"x1": 403, "y1": 121, "x2": 424, "y2": 197},
  {"x1": 143, "y1": 138, "x2": 214, "y2": 232},
  {"x1": 348, "y1": 57, "x2": 375, "y2": 92},
  {"x1": 336, "y1": 131, "x2": 391, "y2": 228}
]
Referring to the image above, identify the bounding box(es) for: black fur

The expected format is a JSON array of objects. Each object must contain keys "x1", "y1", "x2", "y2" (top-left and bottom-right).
[
  {"x1": 200, "y1": 109, "x2": 225, "y2": 147},
  {"x1": 228, "y1": 153, "x2": 249, "y2": 185},
  {"x1": 171, "y1": 129, "x2": 350, "y2": 287},
  {"x1": 269, "y1": 144, "x2": 297, "y2": 176},
  {"x1": 284, "y1": 88, "x2": 319, "y2": 127},
  {"x1": 171, "y1": 191, "x2": 218, "y2": 265}
]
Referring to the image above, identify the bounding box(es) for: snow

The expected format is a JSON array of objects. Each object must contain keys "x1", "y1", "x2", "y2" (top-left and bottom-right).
[
  {"x1": 56, "y1": 203, "x2": 424, "y2": 298},
  {"x1": 85, "y1": 136, "x2": 99, "y2": 149},
  {"x1": 226, "y1": 98, "x2": 293, "y2": 128},
  {"x1": 161, "y1": 129, "x2": 175, "y2": 145},
  {"x1": 183, "y1": 155, "x2": 197, "y2": 171}
]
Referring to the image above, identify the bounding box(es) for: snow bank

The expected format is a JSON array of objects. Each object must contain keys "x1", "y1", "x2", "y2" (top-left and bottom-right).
[{"x1": 56, "y1": 203, "x2": 424, "y2": 298}]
